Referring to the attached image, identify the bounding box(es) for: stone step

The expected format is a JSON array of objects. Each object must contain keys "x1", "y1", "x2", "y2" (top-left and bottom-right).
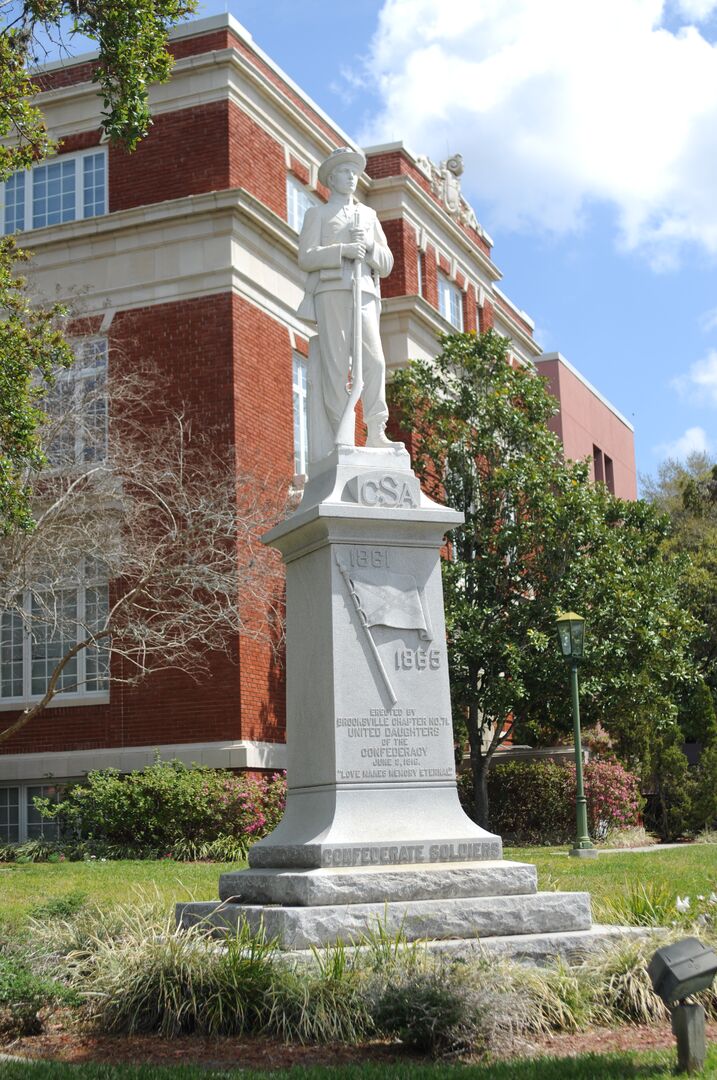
[
  {"x1": 177, "y1": 890, "x2": 592, "y2": 949},
  {"x1": 219, "y1": 859, "x2": 537, "y2": 907}
]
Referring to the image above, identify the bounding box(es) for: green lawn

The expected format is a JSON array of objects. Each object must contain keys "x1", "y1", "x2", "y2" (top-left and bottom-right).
[
  {"x1": 1, "y1": 845, "x2": 716, "y2": 932},
  {"x1": 2, "y1": 1047, "x2": 716, "y2": 1078},
  {"x1": 505, "y1": 844, "x2": 717, "y2": 923},
  {"x1": 0, "y1": 859, "x2": 242, "y2": 933}
]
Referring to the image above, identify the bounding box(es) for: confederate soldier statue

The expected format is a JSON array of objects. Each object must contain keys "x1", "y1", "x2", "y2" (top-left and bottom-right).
[{"x1": 297, "y1": 147, "x2": 395, "y2": 462}]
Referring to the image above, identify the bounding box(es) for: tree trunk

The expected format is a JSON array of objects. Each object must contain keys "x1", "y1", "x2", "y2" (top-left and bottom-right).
[{"x1": 472, "y1": 752, "x2": 491, "y2": 829}]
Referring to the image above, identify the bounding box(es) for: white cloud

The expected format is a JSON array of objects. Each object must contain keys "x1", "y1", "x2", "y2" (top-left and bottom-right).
[
  {"x1": 360, "y1": 0, "x2": 717, "y2": 263},
  {"x1": 672, "y1": 350, "x2": 717, "y2": 403},
  {"x1": 700, "y1": 307, "x2": 717, "y2": 332},
  {"x1": 655, "y1": 425, "x2": 711, "y2": 457},
  {"x1": 677, "y1": 0, "x2": 717, "y2": 20}
]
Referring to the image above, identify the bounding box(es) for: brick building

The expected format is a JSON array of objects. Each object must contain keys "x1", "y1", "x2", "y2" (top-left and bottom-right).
[{"x1": 0, "y1": 14, "x2": 636, "y2": 840}]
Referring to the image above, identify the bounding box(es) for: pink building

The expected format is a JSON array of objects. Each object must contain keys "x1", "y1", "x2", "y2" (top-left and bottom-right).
[{"x1": 536, "y1": 353, "x2": 637, "y2": 501}]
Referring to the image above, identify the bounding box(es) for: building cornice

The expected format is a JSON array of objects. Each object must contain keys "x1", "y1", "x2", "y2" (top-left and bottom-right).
[
  {"x1": 368, "y1": 174, "x2": 501, "y2": 287},
  {"x1": 33, "y1": 40, "x2": 356, "y2": 175},
  {"x1": 0, "y1": 738, "x2": 287, "y2": 782}
]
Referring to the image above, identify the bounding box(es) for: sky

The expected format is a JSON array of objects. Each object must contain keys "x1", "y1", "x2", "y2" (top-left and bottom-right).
[
  {"x1": 25, "y1": 0, "x2": 717, "y2": 487},
  {"x1": 191, "y1": 0, "x2": 717, "y2": 488}
]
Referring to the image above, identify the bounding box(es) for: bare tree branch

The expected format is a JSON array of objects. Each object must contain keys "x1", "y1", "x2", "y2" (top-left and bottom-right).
[{"x1": 0, "y1": 355, "x2": 289, "y2": 741}]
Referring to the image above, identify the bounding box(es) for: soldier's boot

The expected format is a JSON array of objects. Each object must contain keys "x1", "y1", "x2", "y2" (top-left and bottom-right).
[{"x1": 365, "y1": 419, "x2": 394, "y2": 448}]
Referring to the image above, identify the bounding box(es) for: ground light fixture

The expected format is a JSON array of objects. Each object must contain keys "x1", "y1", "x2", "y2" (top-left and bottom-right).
[
  {"x1": 648, "y1": 938, "x2": 717, "y2": 1074},
  {"x1": 555, "y1": 611, "x2": 596, "y2": 859}
]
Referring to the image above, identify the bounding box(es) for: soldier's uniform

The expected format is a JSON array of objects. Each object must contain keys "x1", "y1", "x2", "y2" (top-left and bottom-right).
[{"x1": 297, "y1": 150, "x2": 393, "y2": 461}]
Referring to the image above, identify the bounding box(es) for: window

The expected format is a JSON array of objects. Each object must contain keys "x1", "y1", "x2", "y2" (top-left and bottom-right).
[
  {"x1": 0, "y1": 787, "x2": 19, "y2": 843},
  {"x1": 593, "y1": 445, "x2": 605, "y2": 485},
  {"x1": 293, "y1": 352, "x2": 309, "y2": 476},
  {"x1": 286, "y1": 174, "x2": 319, "y2": 233},
  {"x1": 26, "y1": 784, "x2": 63, "y2": 840},
  {"x1": 0, "y1": 562, "x2": 110, "y2": 708},
  {"x1": 438, "y1": 273, "x2": 464, "y2": 329},
  {"x1": 1, "y1": 149, "x2": 107, "y2": 235},
  {"x1": 605, "y1": 455, "x2": 615, "y2": 494},
  {"x1": 44, "y1": 338, "x2": 108, "y2": 467},
  {"x1": 0, "y1": 784, "x2": 65, "y2": 843}
]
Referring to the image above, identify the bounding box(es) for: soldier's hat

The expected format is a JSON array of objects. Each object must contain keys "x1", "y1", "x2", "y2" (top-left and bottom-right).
[{"x1": 318, "y1": 146, "x2": 367, "y2": 188}]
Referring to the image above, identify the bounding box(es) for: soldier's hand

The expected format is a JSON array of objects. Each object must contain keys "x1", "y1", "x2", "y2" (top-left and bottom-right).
[{"x1": 343, "y1": 241, "x2": 366, "y2": 260}]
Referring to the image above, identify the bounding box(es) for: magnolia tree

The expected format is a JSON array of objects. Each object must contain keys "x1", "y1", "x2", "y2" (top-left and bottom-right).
[
  {"x1": 0, "y1": 360, "x2": 287, "y2": 744},
  {"x1": 1, "y1": 0, "x2": 196, "y2": 531},
  {"x1": 389, "y1": 331, "x2": 698, "y2": 827}
]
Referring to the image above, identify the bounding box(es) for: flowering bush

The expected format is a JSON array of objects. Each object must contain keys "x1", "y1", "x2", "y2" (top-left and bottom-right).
[
  {"x1": 477, "y1": 758, "x2": 643, "y2": 843},
  {"x1": 33, "y1": 760, "x2": 286, "y2": 858},
  {"x1": 581, "y1": 759, "x2": 643, "y2": 838}
]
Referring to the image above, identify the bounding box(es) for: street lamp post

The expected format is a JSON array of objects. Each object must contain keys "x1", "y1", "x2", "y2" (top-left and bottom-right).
[{"x1": 556, "y1": 611, "x2": 597, "y2": 859}]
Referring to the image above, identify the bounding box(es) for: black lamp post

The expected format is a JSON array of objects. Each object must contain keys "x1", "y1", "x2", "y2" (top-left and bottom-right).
[{"x1": 556, "y1": 611, "x2": 596, "y2": 859}]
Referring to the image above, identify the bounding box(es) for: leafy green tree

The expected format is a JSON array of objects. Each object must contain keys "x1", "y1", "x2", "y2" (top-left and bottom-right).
[
  {"x1": 643, "y1": 454, "x2": 717, "y2": 700},
  {"x1": 0, "y1": 0, "x2": 196, "y2": 531},
  {"x1": 647, "y1": 722, "x2": 695, "y2": 841},
  {"x1": 390, "y1": 331, "x2": 698, "y2": 827}
]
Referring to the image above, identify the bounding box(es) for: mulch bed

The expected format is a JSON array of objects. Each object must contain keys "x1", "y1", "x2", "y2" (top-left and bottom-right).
[{"x1": 4, "y1": 1014, "x2": 717, "y2": 1069}]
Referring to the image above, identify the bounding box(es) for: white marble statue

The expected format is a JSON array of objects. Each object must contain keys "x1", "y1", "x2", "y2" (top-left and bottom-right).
[{"x1": 297, "y1": 147, "x2": 395, "y2": 459}]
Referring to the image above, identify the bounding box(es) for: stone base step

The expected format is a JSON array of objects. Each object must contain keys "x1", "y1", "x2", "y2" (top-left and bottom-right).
[
  {"x1": 284, "y1": 924, "x2": 651, "y2": 967},
  {"x1": 219, "y1": 859, "x2": 537, "y2": 907},
  {"x1": 176, "y1": 890, "x2": 592, "y2": 950}
]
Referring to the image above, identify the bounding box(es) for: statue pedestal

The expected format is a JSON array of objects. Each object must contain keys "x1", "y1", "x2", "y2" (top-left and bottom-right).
[{"x1": 177, "y1": 447, "x2": 594, "y2": 952}]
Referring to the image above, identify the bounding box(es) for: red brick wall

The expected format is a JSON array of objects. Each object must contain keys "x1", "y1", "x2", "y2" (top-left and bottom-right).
[
  {"x1": 109, "y1": 102, "x2": 231, "y2": 212},
  {"x1": 0, "y1": 293, "x2": 249, "y2": 758},
  {"x1": 423, "y1": 245, "x2": 439, "y2": 308},
  {"x1": 479, "y1": 299, "x2": 495, "y2": 332},
  {"x1": 380, "y1": 219, "x2": 420, "y2": 298},
  {"x1": 70, "y1": 100, "x2": 285, "y2": 217},
  {"x1": 228, "y1": 108, "x2": 286, "y2": 218},
  {"x1": 464, "y1": 284, "x2": 478, "y2": 333},
  {"x1": 231, "y1": 295, "x2": 293, "y2": 740}
]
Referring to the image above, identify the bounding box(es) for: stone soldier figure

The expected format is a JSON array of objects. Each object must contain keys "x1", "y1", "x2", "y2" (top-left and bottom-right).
[{"x1": 297, "y1": 147, "x2": 395, "y2": 460}]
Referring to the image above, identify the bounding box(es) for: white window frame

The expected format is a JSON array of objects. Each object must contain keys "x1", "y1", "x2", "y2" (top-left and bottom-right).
[
  {"x1": 0, "y1": 565, "x2": 110, "y2": 712},
  {"x1": 438, "y1": 272, "x2": 464, "y2": 330},
  {"x1": 286, "y1": 173, "x2": 319, "y2": 233},
  {"x1": 1, "y1": 147, "x2": 108, "y2": 236},
  {"x1": 292, "y1": 352, "x2": 309, "y2": 477},
  {"x1": 0, "y1": 783, "x2": 67, "y2": 843},
  {"x1": 44, "y1": 338, "x2": 109, "y2": 469}
]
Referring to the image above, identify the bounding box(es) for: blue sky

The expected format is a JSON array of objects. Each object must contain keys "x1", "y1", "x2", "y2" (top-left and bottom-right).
[
  {"x1": 25, "y1": 0, "x2": 717, "y2": 486},
  {"x1": 195, "y1": 0, "x2": 717, "y2": 487}
]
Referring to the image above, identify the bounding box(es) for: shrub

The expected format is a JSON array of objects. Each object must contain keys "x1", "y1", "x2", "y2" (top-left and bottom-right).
[
  {"x1": 690, "y1": 743, "x2": 717, "y2": 833},
  {"x1": 645, "y1": 725, "x2": 694, "y2": 841},
  {"x1": 487, "y1": 760, "x2": 573, "y2": 843},
  {"x1": 483, "y1": 759, "x2": 642, "y2": 843},
  {"x1": 0, "y1": 950, "x2": 73, "y2": 1037},
  {"x1": 32, "y1": 760, "x2": 286, "y2": 858},
  {"x1": 582, "y1": 760, "x2": 644, "y2": 838}
]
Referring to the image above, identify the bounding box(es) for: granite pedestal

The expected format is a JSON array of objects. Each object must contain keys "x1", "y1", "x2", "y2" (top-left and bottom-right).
[{"x1": 176, "y1": 446, "x2": 595, "y2": 955}]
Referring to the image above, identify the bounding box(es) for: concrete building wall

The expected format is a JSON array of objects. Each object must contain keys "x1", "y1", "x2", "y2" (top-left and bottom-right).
[{"x1": 536, "y1": 353, "x2": 637, "y2": 501}]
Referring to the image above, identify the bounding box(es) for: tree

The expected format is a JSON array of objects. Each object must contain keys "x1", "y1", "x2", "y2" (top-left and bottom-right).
[
  {"x1": 389, "y1": 331, "x2": 698, "y2": 827},
  {"x1": 0, "y1": 1, "x2": 196, "y2": 531},
  {"x1": 0, "y1": 360, "x2": 287, "y2": 745},
  {"x1": 643, "y1": 454, "x2": 717, "y2": 701}
]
